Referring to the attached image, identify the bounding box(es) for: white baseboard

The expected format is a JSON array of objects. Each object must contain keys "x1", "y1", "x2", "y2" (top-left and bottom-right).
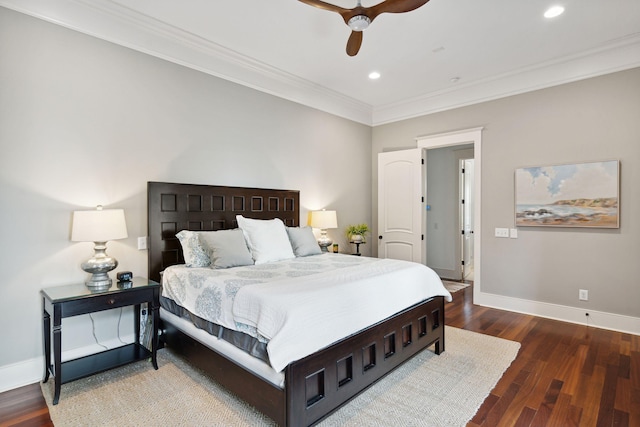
[
  {"x1": 475, "y1": 291, "x2": 640, "y2": 336},
  {"x1": 3, "y1": 296, "x2": 637, "y2": 394},
  {"x1": 0, "y1": 357, "x2": 43, "y2": 393},
  {"x1": 0, "y1": 334, "x2": 136, "y2": 394}
]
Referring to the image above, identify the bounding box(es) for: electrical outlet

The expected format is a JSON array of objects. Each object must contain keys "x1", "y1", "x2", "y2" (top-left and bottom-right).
[
  {"x1": 494, "y1": 228, "x2": 509, "y2": 238},
  {"x1": 137, "y1": 236, "x2": 148, "y2": 250},
  {"x1": 579, "y1": 289, "x2": 589, "y2": 301},
  {"x1": 509, "y1": 228, "x2": 518, "y2": 238}
]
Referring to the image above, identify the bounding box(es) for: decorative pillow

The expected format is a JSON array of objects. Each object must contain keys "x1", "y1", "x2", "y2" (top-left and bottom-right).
[
  {"x1": 236, "y1": 215, "x2": 295, "y2": 264},
  {"x1": 198, "y1": 229, "x2": 254, "y2": 269},
  {"x1": 286, "y1": 226, "x2": 322, "y2": 257},
  {"x1": 176, "y1": 230, "x2": 210, "y2": 268}
]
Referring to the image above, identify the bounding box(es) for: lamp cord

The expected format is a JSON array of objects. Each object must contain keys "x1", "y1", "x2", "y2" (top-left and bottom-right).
[
  {"x1": 89, "y1": 314, "x2": 109, "y2": 350},
  {"x1": 117, "y1": 308, "x2": 127, "y2": 345}
]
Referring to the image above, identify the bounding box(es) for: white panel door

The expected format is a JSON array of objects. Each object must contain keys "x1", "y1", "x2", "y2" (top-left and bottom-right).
[{"x1": 377, "y1": 148, "x2": 425, "y2": 263}]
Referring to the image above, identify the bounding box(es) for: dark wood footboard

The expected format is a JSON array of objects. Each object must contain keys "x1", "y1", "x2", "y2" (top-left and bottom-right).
[
  {"x1": 285, "y1": 295, "x2": 444, "y2": 426},
  {"x1": 160, "y1": 295, "x2": 444, "y2": 426}
]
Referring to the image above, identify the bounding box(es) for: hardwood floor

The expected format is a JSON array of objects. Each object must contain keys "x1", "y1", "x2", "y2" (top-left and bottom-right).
[
  {"x1": 449, "y1": 286, "x2": 640, "y2": 427},
  {"x1": 0, "y1": 383, "x2": 52, "y2": 427},
  {"x1": 0, "y1": 284, "x2": 637, "y2": 426}
]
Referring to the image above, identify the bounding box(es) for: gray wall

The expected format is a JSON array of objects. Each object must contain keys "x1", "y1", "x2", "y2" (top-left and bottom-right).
[
  {"x1": 2, "y1": 4, "x2": 639, "y2": 391},
  {"x1": 373, "y1": 68, "x2": 640, "y2": 318},
  {"x1": 0, "y1": 7, "x2": 371, "y2": 382}
]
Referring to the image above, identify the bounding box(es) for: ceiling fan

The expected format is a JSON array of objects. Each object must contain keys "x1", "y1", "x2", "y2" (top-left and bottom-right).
[{"x1": 298, "y1": 0, "x2": 431, "y2": 56}]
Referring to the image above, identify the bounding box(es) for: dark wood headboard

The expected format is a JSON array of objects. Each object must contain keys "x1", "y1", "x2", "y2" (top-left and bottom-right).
[{"x1": 147, "y1": 181, "x2": 300, "y2": 282}]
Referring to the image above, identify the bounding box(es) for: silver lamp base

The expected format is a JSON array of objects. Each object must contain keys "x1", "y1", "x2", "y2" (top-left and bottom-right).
[
  {"x1": 317, "y1": 230, "x2": 332, "y2": 253},
  {"x1": 82, "y1": 241, "x2": 118, "y2": 290}
]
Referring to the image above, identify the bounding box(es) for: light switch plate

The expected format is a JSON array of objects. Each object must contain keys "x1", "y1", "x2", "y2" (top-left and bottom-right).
[
  {"x1": 137, "y1": 236, "x2": 148, "y2": 250},
  {"x1": 495, "y1": 228, "x2": 509, "y2": 238}
]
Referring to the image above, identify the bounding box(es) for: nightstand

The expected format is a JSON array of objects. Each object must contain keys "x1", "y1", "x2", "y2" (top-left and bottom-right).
[{"x1": 41, "y1": 277, "x2": 160, "y2": 404}]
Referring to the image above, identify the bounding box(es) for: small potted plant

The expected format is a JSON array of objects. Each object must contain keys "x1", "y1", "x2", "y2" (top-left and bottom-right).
[{"x1": 346, "y1": 223, "x2": 370, "y2": 243}]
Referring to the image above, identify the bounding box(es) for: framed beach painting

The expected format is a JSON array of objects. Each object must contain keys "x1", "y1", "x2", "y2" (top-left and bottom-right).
[{"x1": 515, "y1": 160, "x2": 619, "y2": 228}]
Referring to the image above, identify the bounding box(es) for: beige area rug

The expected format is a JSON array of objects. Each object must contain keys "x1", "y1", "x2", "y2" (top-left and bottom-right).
[
  {"x1": 42, "y1": 327, "x2": 519, "y2": 427},
  {"x1": 442, "y1": 280, "x2": 471, "y2": 294}
]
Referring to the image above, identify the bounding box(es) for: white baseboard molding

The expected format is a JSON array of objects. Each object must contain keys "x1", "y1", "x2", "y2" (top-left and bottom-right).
[
  {"x1": 475, "y1": 291, "x2": 640, "y2": 336},
  {"x1": 0, "y1": 357, "x2": 43, "y2": 393},
  {"x1": 0, "y1": 334, "x2": 136, "y2": 394}
]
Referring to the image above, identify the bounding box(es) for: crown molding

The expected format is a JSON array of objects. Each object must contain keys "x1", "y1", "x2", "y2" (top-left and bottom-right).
[
  {"x1": 2, "y1": 1, "x2": 639, "y2": 127},
  {"x1": 0, "y1": 0, "x2": 374, "y2": 125},
  {"x1": 372, "y1": 34, "x2": 640, "y2": 125}
]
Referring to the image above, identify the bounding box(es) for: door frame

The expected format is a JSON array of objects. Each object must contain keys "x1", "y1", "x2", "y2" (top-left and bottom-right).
[
  {"x1": 460, "y1": 157, "x2": 475, "y2": 281},
  {"x1": 455, "y1": 149, "x2": 474, "y2": 281},
  {"x1": 417, "y1": 127, "x2": 482, "y2": 300}
]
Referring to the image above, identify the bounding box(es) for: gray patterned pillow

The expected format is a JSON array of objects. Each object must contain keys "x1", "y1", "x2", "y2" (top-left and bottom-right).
[
  {"x1": 286, "y1": 226, "x2": 322, "y2": 257},
  {"x1": 176, "y1": 230, "x2": 210, "y2": 267},
  {"x1": 198, "y1": 229, "x2": 254, "y2": 269}
]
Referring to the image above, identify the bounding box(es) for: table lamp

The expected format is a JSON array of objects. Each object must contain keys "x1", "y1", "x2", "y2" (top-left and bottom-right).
[
  {"x1": 71, "y1": 206, "x2": 128, "y2": 290},
  {"x1": 309, "y1": 209, "x2": 338, "y2": 252}
]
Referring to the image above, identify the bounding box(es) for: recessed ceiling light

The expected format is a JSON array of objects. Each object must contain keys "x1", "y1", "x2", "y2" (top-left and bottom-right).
[
  {"x1": 369, "y1": 71, "x2": 381, "y2": 80},
  {"x1": 544, "y1": 5, "x2": 565, "y2": 18},
  {"x1": 450, "y1": 77, "x2": 460, "y2": 83}
]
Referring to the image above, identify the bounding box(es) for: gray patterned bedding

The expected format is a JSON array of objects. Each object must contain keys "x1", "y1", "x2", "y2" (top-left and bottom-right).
[
  {"x1": 160, "y1": 253, "x2": 377, "y2": 362},
  {"x1": 161, "y1": 253, "x2": 451, "y2": 371}
]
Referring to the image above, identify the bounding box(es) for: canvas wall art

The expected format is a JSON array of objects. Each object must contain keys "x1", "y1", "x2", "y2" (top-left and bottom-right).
[{"x1": 515, "y1": 160, "x2": 619, "y2": 228}]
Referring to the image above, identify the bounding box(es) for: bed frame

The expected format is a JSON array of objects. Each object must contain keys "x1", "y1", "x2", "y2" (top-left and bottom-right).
[{"x1": 147, "y1": 181, "x2": 445, "y2": 426}]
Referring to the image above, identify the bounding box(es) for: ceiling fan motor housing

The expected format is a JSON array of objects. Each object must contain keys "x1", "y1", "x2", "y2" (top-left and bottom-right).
[{"x1": 348, "y1": 15, "x2": 371, "y2": 31}]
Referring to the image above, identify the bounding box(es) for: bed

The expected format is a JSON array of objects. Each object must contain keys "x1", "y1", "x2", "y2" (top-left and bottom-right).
[{"x1": 148, "y1": 181, "x2": 450, "y2": 426}]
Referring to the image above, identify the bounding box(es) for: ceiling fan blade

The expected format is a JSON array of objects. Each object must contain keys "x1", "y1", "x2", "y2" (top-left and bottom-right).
[
  {"x1": 300, "y1": 0, "x2": 430, "y2": 56},
  {"x1": 298, "y1": 0, "x2": 349, "y2": 14},
  {"x1": 370, "y1": 0, "x2": 431, "y2": 19},
  {"x1": 346, "y1": 30, "x2": 363, "y2": 56}
]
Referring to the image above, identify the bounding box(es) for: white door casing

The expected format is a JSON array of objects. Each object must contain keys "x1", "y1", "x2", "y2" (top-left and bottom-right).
[
  {"x1": 416, "y1": 127, "x2": 482, "y2": 300},
  {"x1": 462, "y1": 158, "x2": 475, "y2": 280},
  {"x1": 377, "y1": 148, "x2": 425, "y2": 263}
]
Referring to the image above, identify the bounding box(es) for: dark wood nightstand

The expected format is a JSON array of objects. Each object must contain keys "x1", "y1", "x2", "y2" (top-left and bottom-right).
[{"x1": 41, "y1": 277, "x2": 160, "y2": 404}]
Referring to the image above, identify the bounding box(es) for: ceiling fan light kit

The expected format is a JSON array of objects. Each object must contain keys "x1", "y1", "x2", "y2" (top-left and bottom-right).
[
  {"x1": 348, "y1": 15, "x2": 371, "y2": 31},
  {"x1": 299, "y1": 0, "x2": 431, "y2": 56}
]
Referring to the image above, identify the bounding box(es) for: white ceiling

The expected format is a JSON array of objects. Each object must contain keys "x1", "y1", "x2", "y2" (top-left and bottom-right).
[{"x1": 3, "y1": 0, "x2": 640, "y2": 125}]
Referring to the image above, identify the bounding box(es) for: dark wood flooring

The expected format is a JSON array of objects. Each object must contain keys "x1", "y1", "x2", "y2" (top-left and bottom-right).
[{"x1": 0, "y1": 284, "x2": 637, "y2": 426}]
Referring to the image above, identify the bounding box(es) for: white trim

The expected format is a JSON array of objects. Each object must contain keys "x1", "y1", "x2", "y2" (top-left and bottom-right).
[
  {"x1": 417, "y1": 128, "x2": 483, "y2": 303},
  {"x1": 414, "y1": 128, "x2": 640, "y2": 336},
  {"x1": 0, "y1": 334, "x2": 136, "y2": 393},
  {"x1": 373, "y1": 36, "x2": 640, "y2": 125},
  {"x1": 0, "y1": 0, "x2": 373, "y2": 125},
  {"x1": 475, "y1": 291, "x2": 640, "y2": 336},
  {"x1": 0, "y1": 357, "x2": 42, "y2": 393},
  {"x1": 2, "y1": 1, "x2": 639, "y2": 126}
]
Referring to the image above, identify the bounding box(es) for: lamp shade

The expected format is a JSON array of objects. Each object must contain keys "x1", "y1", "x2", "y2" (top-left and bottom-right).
[
  {"x1": 309, "y1": 210, "x2": 338, "y2": 229},
  {"x1": 71, "y1": 208, "x2": 128, "y2": 242}
]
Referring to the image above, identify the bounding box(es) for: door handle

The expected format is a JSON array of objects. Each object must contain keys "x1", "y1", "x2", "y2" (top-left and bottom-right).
[{"x1": 378, "y1": 235, "x2": 382, "y2": 240}]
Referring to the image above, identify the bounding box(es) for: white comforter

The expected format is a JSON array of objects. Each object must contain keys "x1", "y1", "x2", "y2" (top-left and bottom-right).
[{"x1": 162, "y1": 254, "x2": 451, "y2": 372}]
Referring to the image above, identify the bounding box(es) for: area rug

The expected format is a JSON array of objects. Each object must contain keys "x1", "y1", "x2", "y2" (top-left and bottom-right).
[
  {"x1": 42, "y1": 327, "x2": 519, "y2": 427},
  {"x1": 442, "y1": 280, "x2": 470, "y2": 293}
]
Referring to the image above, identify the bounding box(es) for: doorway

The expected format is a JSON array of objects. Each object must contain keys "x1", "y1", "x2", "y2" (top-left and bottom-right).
[
  {"x1": 416, "y1": 127, "x2": 483, "y2": 301},
  {"x1": 424, "y1": 145, "x2": 473, "y2": 281}
]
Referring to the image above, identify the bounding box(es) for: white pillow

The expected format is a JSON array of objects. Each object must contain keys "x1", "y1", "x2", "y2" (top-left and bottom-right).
[
  {"x1": 175, "y1": 230, "x2": 210, "y2": 268},
  {"x1": 198, "y1": 229, "x2": 254, "y2": 269},
  {"x1": 236, "y1": 215, "x2": 295, "y2": 264},
  {"x1": 286, "y1": 226, "x2": 322, "y2": 257}
]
